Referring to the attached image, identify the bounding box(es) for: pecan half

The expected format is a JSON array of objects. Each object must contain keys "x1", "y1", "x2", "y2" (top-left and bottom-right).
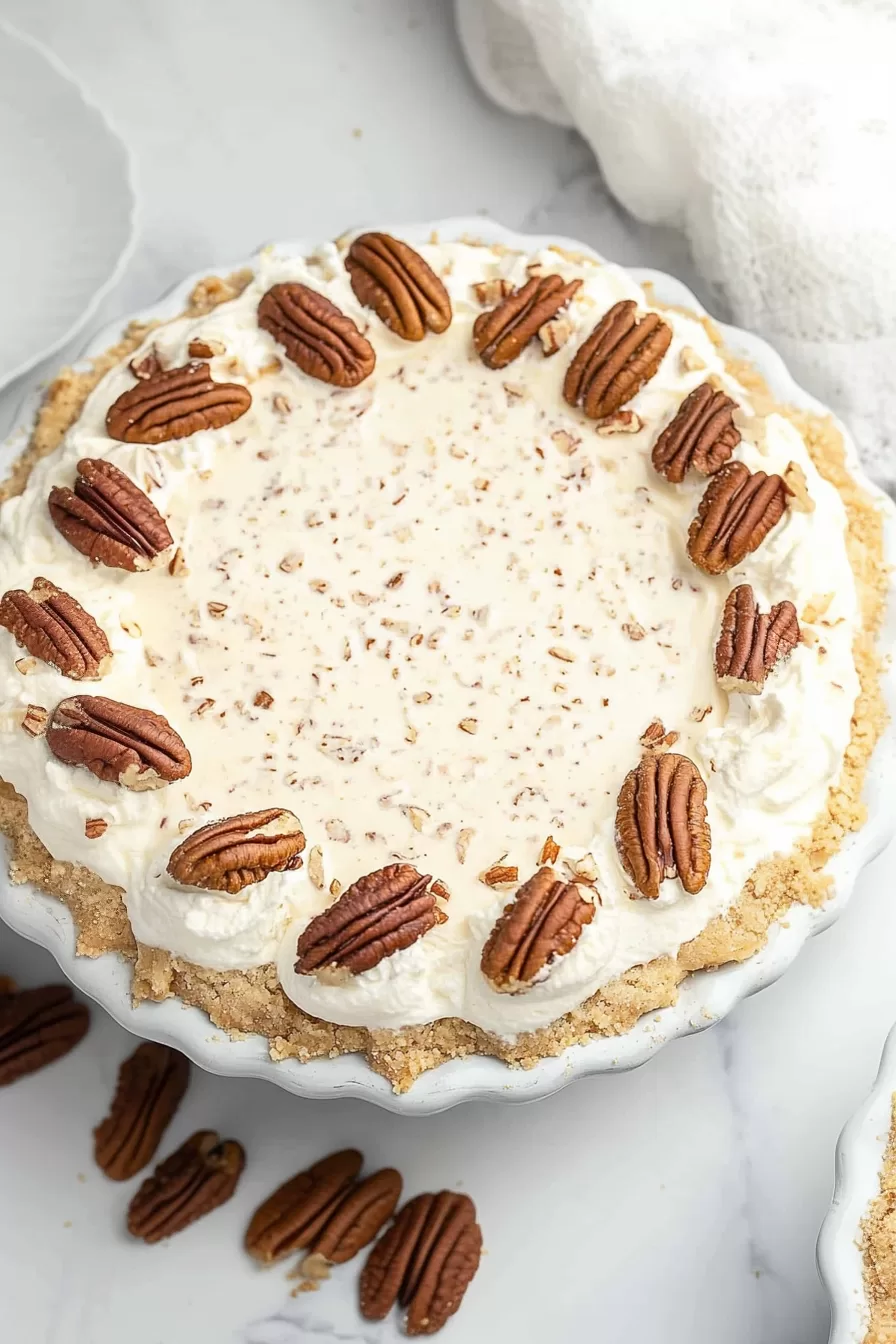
[
  {"x1": 127, "y1": 1130, "x2": 245, "y2": 1243},
  {"x1": 0, "y1": 577, "x2": 112, "y2": 679},
  {"x1": 94, "y1": 1043, "x2": 191, "y2": 1181},
  {"x1": 687, "y1": 461, "x2": 788, "y2": 575},
  {"x1": 0, "y1": 985, "x2": 89, "y2": 1086},
  {"x1": 615, "y1": 753, "x2": 711, "y2": 900},
  {"x1": 473, "y1": 275, "x2": 581, "y2": 370},
  {"x1": 714, "y1": 584, "x2": 800, "y2": 694},
  {"x1": 45, "y1": 695, "x2": 192, "y2": 790},
  {"x1": 480, "y1": 867, "x2": 594, "y2": 992},
  {"x1": 563, "y1": 299, "x2": 672, "y2": 420},
  {"x1": 651, "y1": 382, "x2": 740, "y2": 483},
  {"x1": 360, "y1": 1191, "x2": 482, "y2": 1336},
  {"x1": 258, "y1": 283, "x2": 375, "y2": 387},
  {"x1": 106, "y1": 362, "x2": 251, "y2": 444},
  {"x1": 48, "y1": 458, "x2": 173, "y2": 572},
  {"x1": 167, "y1": 809, "x2": 305, "y2": 895},
  {"x1": 294, "y1": 863, "x2": 445, "y2": 977},
  {"x1": 346, "y1": 233, "x2": 451, "y2": 341}
]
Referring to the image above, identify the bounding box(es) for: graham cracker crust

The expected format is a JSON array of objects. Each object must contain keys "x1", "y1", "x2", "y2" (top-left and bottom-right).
[
  {"x1": 863, "y1": 1096, "x2": 896, "y2": 1342},
  {"x1": 0, "y1": 267, "x2": 888, "y2": 1093}
]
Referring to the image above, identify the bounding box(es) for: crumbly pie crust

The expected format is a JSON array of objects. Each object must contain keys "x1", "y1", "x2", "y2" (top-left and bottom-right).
[
  {"x1": 863, "y1": 1096, "x2": 896, "y2": 1342},
  {"x1": 0, "y1": 259, "x2": 886, "y2": 1092}
]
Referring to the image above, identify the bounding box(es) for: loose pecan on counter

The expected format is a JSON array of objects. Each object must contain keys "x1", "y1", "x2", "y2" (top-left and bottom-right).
[
  {"x1": 45, "y1": 695, "x2": 192, "y2": 790},
  {"x1": 105, "y1": 361, "x2": 251, "y2": 444},
  {"x1": 714, "y1": 584, "x2": 800, "y2": 694},
  {"x1": 473, "y1": 275, "x2": 581, "y2": 369},
  {"x1": 0, "y1": 578, "x2": 111, "y2": 679},
  {"x1": 346, "y1": 233, "x2": 452, "y2": 341},
  {"x1": 651, "y1": 382, "x2": 740, "y2": 483},
  {"x1": 480, "y1": 867, "x2": 594, "y2": 992},
  {"x1": 258, "y1": 283, "x2": 375, "y2": 387},
  {"x1": 48, "y1": 458, "x2": 173, "y2": 572},
  {"x1": 94, "y1": 1043, "x2": 191, "y2": 1181},
  {"x1": 0, "y1": 984, "x2": 89, "y2": 1087},
  {"x1": 167, "y1": 809, "x2": 305, "y2": 895},
  {"x1": 687, "y1": 461, "x2": 789, "y2": 575},
  {"x1": 294, "y1": 863, "x2": 445, "y2": 977},
  {"x1": 615, "y1": 753, "x2": 711, "y2": 900},
  {"x1": 127, "y1": 1130, "x2": 245, "y2": 1243},
  {"x1": 563, "y1": 299, "x2": 671, "y2": 420}
]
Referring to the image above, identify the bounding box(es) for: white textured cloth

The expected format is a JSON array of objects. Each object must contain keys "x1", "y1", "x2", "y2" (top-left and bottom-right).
[{"x1": 456, "y1": 0, "x2": 896, "y2": 483}]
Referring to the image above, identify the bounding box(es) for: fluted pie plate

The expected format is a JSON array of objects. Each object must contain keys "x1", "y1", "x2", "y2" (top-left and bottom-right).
[{"x1": 0, "y1": 219, "x2": 894, "y2": 1114}]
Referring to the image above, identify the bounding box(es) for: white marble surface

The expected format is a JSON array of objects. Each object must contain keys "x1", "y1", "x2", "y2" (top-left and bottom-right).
[{"x1": 1, "y1": 3, "x2": 895, "y2": 1341}]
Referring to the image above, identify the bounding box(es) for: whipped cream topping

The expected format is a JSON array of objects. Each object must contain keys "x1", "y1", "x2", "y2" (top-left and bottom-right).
[{"x1": 0, "y1": 237, "x2": 860, "y2": 1039}]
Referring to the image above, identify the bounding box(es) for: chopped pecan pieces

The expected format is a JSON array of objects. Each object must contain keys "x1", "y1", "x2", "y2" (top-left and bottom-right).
[
  {"x1": 563, "y1": 299, "x2": 671, "y2": 420},
  {"x1": 616, "y1": 753, "x2": 711, "y2": 900},
  {"x1": 346, "y1": 233, "x2": 452, "y2": 341},
  {"x1": 258, "y1": 283, "x2": 375, "y2": 387},
  {"x1": 48, "y1": 458, "x2": 173, "y2": 572},
  {"x1": 94, "y1": 1043, "x2": 191, "y2": 1181},
  {"x1": 714, "y1": 584, "x2": 800, "y2": 694},
  {"x1": 106, "y1": 361, "x2": 251, "y2": 444},
  {"x1": 127, "y1": 1130, "x2": 245, "y2": 1243},
  {"x1": 687, "y1": 461, "x2": 789, "y2": 574},
  {"x1": 21, "y1": 704, "x2": 49, "y2": 737},
  {"x1": 0, "y1": 577, "x2": 112, "y2": 679},
  {"x1": 651, "y1": 382, "x2": 740, "y2": 483},
  {"x1": 480, "y1": 867, "x2": 594, "y2": 992},
  {"x1": 45, "y1": 695, "x2": 191, "y2": 790},
  {"x1": 0, "y1": 985, "x2": 89, "y2": 1086},
  {"x1": 473, "y1": 275, "x2": 581, "y2": 370},
  {"x1": 360, "y1": 1191, "x2": 483, "y2": 1335},
  {"x1": 167, "y1": 809, "x2": 305, "y2": 895},
  {"x1": 295, "y1": 863, "x2": 445, "y2": 976}
]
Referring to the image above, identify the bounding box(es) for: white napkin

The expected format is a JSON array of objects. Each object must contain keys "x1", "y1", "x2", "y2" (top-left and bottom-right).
[{"x1": 456, "y1": 0, "x2": 896, "y2": 484}]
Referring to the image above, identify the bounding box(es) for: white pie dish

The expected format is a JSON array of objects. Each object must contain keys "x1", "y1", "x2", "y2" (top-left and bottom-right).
[{"x1": 0, "y1": 217, "x2": 893, "y2": 1115}]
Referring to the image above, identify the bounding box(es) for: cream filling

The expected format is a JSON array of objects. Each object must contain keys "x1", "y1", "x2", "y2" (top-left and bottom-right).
[{"x1": 0, "y1": 238, "x2": 859, "y2": 1039}]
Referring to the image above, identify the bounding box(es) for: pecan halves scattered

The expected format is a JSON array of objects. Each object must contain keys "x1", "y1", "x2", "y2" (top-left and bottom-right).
[
  {"x1": 473, "y1": 275, "x2": 581, "y2": 370},
  {"x1": 360, "y1": 1191, "x2": 482, "y2": 1336},
  {"x1": 687, "y1": 461, "x2": 789, "y2": 575},
  {"x1": 616, "y1": 753, "x2": 711, "y2": 900},
  {"x1": 48, "y1": 458, "x2": 173, "y2": 572},
  {"x1": 294, "y1": 863, "x2": 446, "y2": 977},
  {"x1": 714, "y1": 584, "x2": 800, "y2": 694},
  {"x1": 105, "y1": 361, "x2": 251, "y2": 444},
  {"x1": 563, "y1": 299, "x2": 672, "y2": 420},
  {"x1": 167, "y1": 809, "x2": 305, "y2": 895},
  {"x1": 258, "y1": 283, "x2": 375, "y2": 387},
  {"x1": 45, "y1": 695, "x2": 192, "y2": 790},
  {"x1": 480, "y1": 867, "x2": 594, "y2": 992},
  {"x1": 346, "y1": 233, "x2": 452, "y2": 341},
  {"x1": 127, "y1": 1129, "x2": 245, "y2": 1243},
  {"x1": 94, "y1": 1043, "x2": 191, "y2": 1181},
  {"x1": 0, "y1": 984, "x2": 89, "y2": 1086},
  {"x1": 0, "y1": 577, "x2": 111, "y2": 679},
  {"x1": 651, "y1": 382, "x2": 740, "y2": 483}
]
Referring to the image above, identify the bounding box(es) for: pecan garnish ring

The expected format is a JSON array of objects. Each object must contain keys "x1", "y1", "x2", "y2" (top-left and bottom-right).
[
  {"x1": 48, "y1": 457, "x2": 173, "y2": 572},
  {"x1": 714, "y1": 584, "x2": 800, "y2": 694},
  {"x1": 480, "y1": 867, "x2": 594, "y2": 992},
  {"x1": 563, "y1": 299, "x2": 672, "y2": 420},
  {"x1": 294, "y1": 863, "x2": 446, "y2": 977},
  {"x1": 258, "y1": 283, "x2": 375, "y2": 387},
  {"x1": 346, "y1": 233, "x2": 452, "y2": 341},
  {"x1": 473, "y1": 275, "x2": 581, "y2": 370},
  {"x1": 360, "y1": 1191, "x2": 483, "y2": 1335},
  {"x1": 651, "y1": 382, "x2": 741, "y2": 483},
  {"x1": 0, "y1": 984, "x2": 89, "y2": 1087},
  {"x1": 45, "y1": 695, "x2": 192, "y2": 791},
  {"x1": 105, "y1": 361, "x2": 251, "y2": 444},
  {"x1": 0, "y1": 577, "x2": 111, "y2": 679},
  {"x1": 127, "y1": 1129, "x2": 245, "y2": 1243},
  {"x1": 687, "y1": 461, "x2": 789, "y2": 575},
  {"x1": 167, "y1": 809, "x2": 305, "y2": 895},
  {"x1": 616, "y1": 753, "x2": 711, "y2": 900},
  {"x1": 94, "y1": 1043, "x2": 191, "y2": 1181}
]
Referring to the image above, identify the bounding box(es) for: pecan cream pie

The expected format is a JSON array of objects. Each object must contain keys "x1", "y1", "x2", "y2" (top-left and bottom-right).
[{"x1": 0, "y1": 233, "x2": 886, "y2": 1090}]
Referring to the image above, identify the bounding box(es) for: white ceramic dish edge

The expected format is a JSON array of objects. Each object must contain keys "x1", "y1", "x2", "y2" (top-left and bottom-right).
[{"x1": 1, "y1": 218, "x2": 894, "y2": 1115}]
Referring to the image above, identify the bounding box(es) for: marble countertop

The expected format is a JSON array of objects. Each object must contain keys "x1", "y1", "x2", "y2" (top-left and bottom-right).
[{"x1": 1, "y1": 3, "x2": 895, "y2": 1341}]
